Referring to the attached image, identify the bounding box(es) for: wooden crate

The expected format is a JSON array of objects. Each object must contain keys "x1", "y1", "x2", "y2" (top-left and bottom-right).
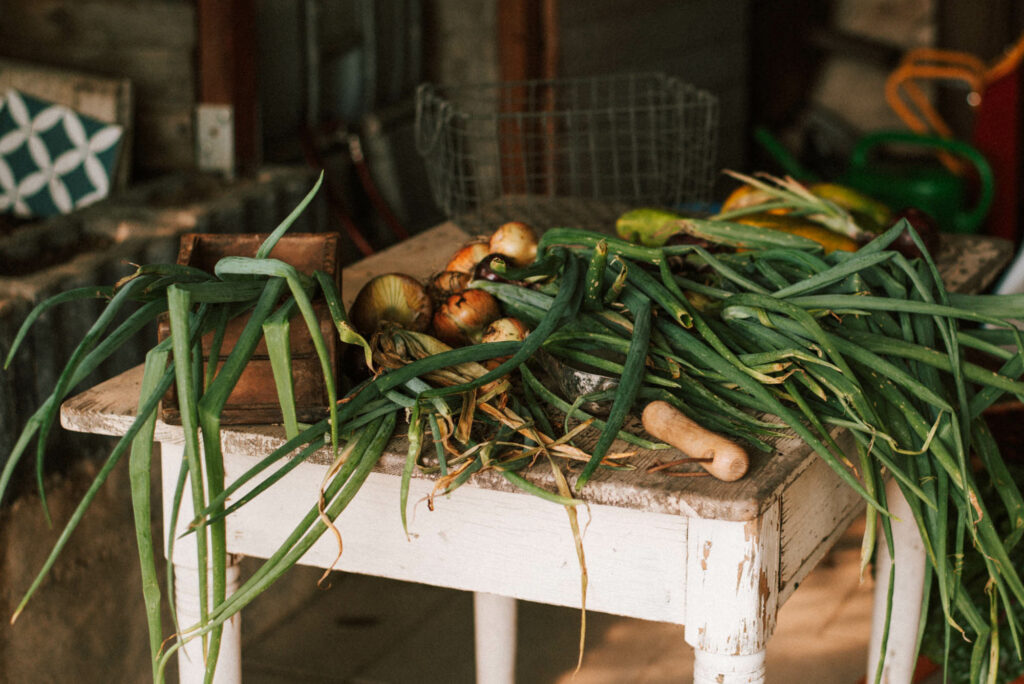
[{"x1": 158, "y1": 232, "x2": 340, "y2": 425}]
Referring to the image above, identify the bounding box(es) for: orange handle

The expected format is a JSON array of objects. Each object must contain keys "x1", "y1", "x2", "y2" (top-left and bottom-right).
[{"x1": 642, "y1": 401, "x2": 749, "y2": 482}]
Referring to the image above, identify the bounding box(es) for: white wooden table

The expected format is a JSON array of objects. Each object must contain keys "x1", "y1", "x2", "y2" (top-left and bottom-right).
[{"x1": 59, "y1": 222, "x2": 1012, "y2": 684}]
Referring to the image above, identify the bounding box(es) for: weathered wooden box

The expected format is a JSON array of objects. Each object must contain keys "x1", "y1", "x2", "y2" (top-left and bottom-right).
[{"x1": 158, "y1": 232, "x2": 340, "y2": 425}]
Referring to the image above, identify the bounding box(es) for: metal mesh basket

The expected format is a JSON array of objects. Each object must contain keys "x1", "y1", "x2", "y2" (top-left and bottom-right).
[{"x1": 415, "y1": 72, "x2": 719, "y2": 233}]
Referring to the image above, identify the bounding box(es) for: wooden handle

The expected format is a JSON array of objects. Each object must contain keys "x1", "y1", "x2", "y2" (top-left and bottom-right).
[{"x1": 641, "y1": 400, "x2": 749, "y2": 482}]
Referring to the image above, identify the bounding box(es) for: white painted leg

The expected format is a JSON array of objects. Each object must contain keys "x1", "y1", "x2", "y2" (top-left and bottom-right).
[
  {"x1": 684, "y1": 502, "x2": 780, "y2": 684},
  {"x1": 161, "y1": 441, "x2": 244, "y2": 684},
  {"x1": 693, "y1": 650, "x2": 766, "y2": 684},
  {"x1": 172, "y1": 558, "x2": 243, "y2": 684},
  {"x1": 866, "y1": 479, "x2": 927, "y2": 684},
  {"x1": 473, "y1": 592, "x2": 517, "y2": 684}
]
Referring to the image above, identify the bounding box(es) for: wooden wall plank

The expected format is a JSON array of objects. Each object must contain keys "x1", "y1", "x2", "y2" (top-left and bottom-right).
[
  {"x1": 0, "y1": 0, "x2": 197, "y2": 178},
  {"x1": 0, "y1": 0, "x2": 195, "y2": 50},
  {"x1": 498, "y1": 0, "x2": 541, "y2": 83}
]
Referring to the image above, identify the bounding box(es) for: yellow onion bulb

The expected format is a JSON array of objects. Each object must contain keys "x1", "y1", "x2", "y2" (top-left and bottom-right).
[
  {"x1": 444, "y1": 238, "x2": 491, "y2": 274},
  {"x1": 481, "y1": 317, "x2": 529, "y2": 369},
  {"x1": 481, "y1": 317, "x2": 530, "y2": 344},
  {"x1": 432, "y1": 289, "x2": 502, "y2": 347},
  {"x1": 349, "y1": 273, "x2": 433, "y2": 337},
  {"x1": 489, "y1": 221, "x2": 538, "y2": 267}
]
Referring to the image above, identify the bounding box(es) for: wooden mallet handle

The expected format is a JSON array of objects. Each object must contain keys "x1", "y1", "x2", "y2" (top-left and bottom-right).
[{"x1": 641, "y1": 400, "x2": 749, "y2": 481}]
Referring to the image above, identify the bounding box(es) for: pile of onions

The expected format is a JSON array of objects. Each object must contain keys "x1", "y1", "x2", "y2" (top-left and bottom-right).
[
  {"x1": 432, "y1": 289, "x2": 503, "y2": 347},
  {"x1": 488, "y1": 221, "x2": 538, "y2": 267},
  {"x1": 349, "y1": 221, "x2": 538, "y2": 350},
  {"x1": 349, "y1": 273, "x2": 433, "y2": 337}
]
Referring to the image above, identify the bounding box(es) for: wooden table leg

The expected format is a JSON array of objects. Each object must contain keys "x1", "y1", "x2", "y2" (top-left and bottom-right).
[
  {"x1": 693, "y1": 651, "x2": 767, "y2": 683},
  {"x1": 866, "y1": 479, "x2": 927, "y2": 684},
  {"x1": 684, "y1": 502, "x2": 780, "y2": 684},
  {"x1": 474, "y1": 592, "x2": 517, "y2": 684},
  {"x1": 172, "y1": 556, "x2": 243, "y2": 683},
  {"x1": 161, "y1": 441, "x2": 244, "y2": 684}
]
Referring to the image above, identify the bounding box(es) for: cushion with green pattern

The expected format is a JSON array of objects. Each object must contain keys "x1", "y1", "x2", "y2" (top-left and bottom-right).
[{"x1": 0, "y1": 89, "x2": 123, "y2": 218}]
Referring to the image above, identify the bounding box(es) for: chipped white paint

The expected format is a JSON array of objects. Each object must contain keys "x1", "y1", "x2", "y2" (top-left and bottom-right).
[
  {"x1": 215, "y1": 450, "x2": 689, "y2": 622},
  {"x1": 693, "y1": 651, "x2": 766, "y2": 684},
  {"x1": 778, "y1": 444, "x2": 865, "y2": 603},
  {"x1": 684, "y1": 502, "x2": 780, "y2": 684},
  {"x1": 867, "y1": 480, "x2": 927, "y2": 684}
]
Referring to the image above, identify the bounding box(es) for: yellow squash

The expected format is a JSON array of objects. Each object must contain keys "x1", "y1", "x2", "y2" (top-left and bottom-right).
[{"x1": 733, "y1": 212, "x2": 859, "y2": 254}]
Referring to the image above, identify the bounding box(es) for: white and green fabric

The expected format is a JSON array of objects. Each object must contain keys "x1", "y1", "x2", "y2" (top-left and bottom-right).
[{"x1": 0, "y1": 89, "x2": 123, "y2": 218}]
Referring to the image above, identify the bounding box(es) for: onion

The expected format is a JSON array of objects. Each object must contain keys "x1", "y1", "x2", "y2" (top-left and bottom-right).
[
  {"x1": 427, "y1": 270, "x2": 472, "y2": 305},
  {"x1": 432, "y1": 289, "x2": 502, "y2": 347},
  {"x1": 481, "y1": 317, "x2": 530, "y2": 368},
  {"x1": 482, "y1": 317, "x2": 530, "y2": 344},
  {"x1": 349, "y1": 273, "x2": 433, "y2": 337},
  {"x1": 473, "y1": 253, "x2": 517, "y2": 283},
  {"x1": 444, "y1": 238, "x2": 491, "y2": 274},
  {"x1": 489, "y1": 221, "x2": 538, "y2": 267}
]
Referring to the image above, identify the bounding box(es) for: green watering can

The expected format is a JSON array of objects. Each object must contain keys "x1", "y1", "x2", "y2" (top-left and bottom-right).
[{"x1": 844, "y1": 130, "x2": 995, "y2": 234}]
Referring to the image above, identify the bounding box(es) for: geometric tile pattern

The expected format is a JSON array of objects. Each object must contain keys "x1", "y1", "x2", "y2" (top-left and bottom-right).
[{"x1": 0, "y1": 89, "x2": 123, "y2": 218}]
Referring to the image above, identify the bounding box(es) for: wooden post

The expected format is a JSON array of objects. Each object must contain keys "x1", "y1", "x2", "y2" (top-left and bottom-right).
[
  {"x1": 496, "y1": 0, "x2": 559, "y2": 196},
  {"x1": 197, "y1": 0, "x2": 261, "y2": 174}
]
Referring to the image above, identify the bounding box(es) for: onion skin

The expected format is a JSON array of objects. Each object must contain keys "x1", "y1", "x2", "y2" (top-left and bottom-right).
[
  {"x1": 349, "y1": 272, "x2": 433, "y2": 337},
  {"x1": 445, "y1": 239, "x2": 491, "y2": 274},
  {"x1": 432, "y1": 289, "x2": 503, "y2": 347},
  {"x1": 427, "y1": 270, "x2": 472, "y2": 305},
  {"x1": 489, "y1": 221, "x2": 538, "y2": 267}
]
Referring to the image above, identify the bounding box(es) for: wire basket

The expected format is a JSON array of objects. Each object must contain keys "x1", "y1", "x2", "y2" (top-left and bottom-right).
[{"x1": 415, "y1": 72, "x2": 719, "y2": 233}]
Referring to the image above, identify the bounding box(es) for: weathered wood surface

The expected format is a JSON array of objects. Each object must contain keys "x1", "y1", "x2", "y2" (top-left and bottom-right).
[
  {"x1": 777, "y1": 431, "x2": 865, "y2": 602},
  {"x1": 61, "y1": 221, "x2": 1014, "y2": 524},
  {"x1": 0, "y1": 0, "x2": 197, "y2": 175},
  {"x1": 340, "y1": 221, "x2": 470, "y2": 304}
]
